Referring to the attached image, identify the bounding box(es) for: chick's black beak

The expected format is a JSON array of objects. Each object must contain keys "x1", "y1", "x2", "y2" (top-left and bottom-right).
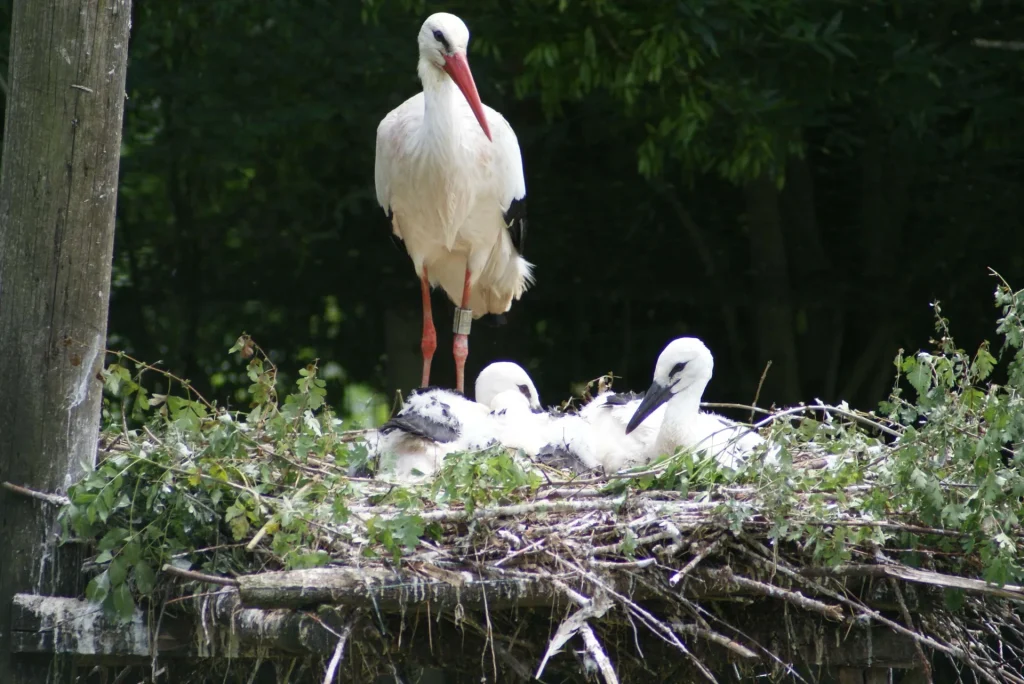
[{"x1": 625, "y1": 381, "x2": 672, "y2": 434}]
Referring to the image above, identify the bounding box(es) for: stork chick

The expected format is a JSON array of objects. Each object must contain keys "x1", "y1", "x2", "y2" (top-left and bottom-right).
[{"x1": 626, "y1": 337, "x2": 778, "y2": 468}]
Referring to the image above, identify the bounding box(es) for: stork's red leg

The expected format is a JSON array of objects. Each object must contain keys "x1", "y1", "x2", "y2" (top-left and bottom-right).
[
  {"x1": 420, "y1": 267, "x2": 437, "y2": 388},
  {"x1": 453, "y1": 268, "x2": 472, "y2": 394}
]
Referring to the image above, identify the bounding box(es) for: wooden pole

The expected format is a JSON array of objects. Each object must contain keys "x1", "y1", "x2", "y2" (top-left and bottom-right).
[{"x1": 0, "y1": 1, "x2": 132, "y2": 681}]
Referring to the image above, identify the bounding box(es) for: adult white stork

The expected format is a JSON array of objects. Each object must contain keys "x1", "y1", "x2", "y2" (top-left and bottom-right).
[{"x1": 375, "y1": 12, "x2": 532, "y2": 394}]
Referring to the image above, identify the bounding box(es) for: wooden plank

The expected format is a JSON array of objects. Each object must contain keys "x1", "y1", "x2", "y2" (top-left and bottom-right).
[
  {"x1": 235, "y1": 565, "x2": 567, "y2": 610},
  {"x1": 12, "y1": 590, "x2": 922, "y2": 672},
  {"x1": 11, "y1": 594, "x2": 155, "y2": 657},
  {"x1": 10, "y1": 592, "x2": 351, "y2": 658},
  {"x1": 0, "y1": 0, "x2": 132, "y2": 681}
]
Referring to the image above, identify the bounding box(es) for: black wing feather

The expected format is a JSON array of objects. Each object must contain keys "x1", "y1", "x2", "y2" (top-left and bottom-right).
[
  {"x1": 381, "y1": 413, "x2": 460, "y2": 444},
  {"x1": 536, "y1": 442, "x2": 596, "y2": 475},
  {"x1": 601, "y1": 391, "x2": 645, "y2": 407},
  {"x1": 504, "y1": 197, "x2": 527, "y2": 255}
]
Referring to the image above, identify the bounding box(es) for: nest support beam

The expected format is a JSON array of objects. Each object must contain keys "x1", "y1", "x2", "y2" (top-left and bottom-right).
[{"x1": 12, "y1": 588, "x2": 928, "y2": 674}]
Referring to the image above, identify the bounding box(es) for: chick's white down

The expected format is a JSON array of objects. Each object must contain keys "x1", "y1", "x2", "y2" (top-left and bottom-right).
[{"x1": 627, "y1": 337, "x2": 778, "y2": 469}]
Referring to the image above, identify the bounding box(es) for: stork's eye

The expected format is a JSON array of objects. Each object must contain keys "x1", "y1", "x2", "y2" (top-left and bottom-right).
[
  {"x1": 518, "y1": 384, "x2": 532, "y2": 399},
  {"x1": 432, "y1": 29, "x2": 449, "y2": 51},
  {"x1": 669, "y1": 362, "x2": 688, "y2": 377}
]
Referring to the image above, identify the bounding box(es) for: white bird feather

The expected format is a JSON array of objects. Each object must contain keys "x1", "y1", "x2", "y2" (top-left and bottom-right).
[{"x1": 374, "y1": 12, "x2": 532, "y2": 318}]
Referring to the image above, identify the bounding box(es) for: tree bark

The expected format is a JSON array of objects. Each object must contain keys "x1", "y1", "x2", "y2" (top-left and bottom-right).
[{"x1": 0, "y1": 1, "x2": 132, "y2": 681}]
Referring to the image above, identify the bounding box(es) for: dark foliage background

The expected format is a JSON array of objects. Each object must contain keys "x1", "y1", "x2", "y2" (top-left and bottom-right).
[{"x1": 3, "y1": 0, "x2": 1022, "y2": 426}]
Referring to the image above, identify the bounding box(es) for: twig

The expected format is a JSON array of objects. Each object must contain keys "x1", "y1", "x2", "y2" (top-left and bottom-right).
[
  {"x1": 161, "y1": 564, "x2": 240, "y2": 587},
  {"x1": 751, "y1": 403, "x2": 902, "y2": 438},
  {"x1": 589, "y1": 558, "x2": 657, "y2": 569},
  {"x1": 590, "y1": 530, "x2": 678, "y2": 556},
  {"x1": 888, "y1": 577, "x2": 933, "y2": 683},
  {"x1": 105, "y1": 349, "x2": 218, "y2": 413},
  {"x1": 579, "y1": 623, "x2": 620, "y2": 684},
  {"x1": 321, "y1": 621, "x2": 352, "y2": 684},
  {"x1": 701, "y1": 402, "x2": 773, "y2": 415},
  {"x1": 702, "y1": 567, "x2": 844, "y2": 621},
  {"x1": 798, "y1": 562, "x2": 1024, "y2": 600},
  {"x1": 670, "y1": 535, "x2": 724, "y2": 586},
  {"x1": 70, "y1": 84, "x2": 94, "y2": 93},
  {"x1": 360, "y1": 495, "x2": 627, "y2": 524},
  {"x1": 2, "y1": 481, "x2": 70, "y2": 506},
  {"x1": 457, "y1": 616, "x2": 535, "y2": 681},
  {"x1": 550, "y1": 553, "x2": 719, "y2": 683},
  {"x1": 535, "y1": 589, "x2": 613, "y2": 680},
  {"x1": 670, "y1": 620, "x2": 759, "y2": 660},
  {"x1": 750, "y1": 361, "x2": 772, "y2": 422}
]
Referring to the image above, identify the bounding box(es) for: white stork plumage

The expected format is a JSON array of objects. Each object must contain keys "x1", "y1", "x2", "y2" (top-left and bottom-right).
[
  {"x1": 625, "y1": 337, "x2": 779, "y2": 469},
  {"x1": 372, "y1": 361, "x2": 538, "y2": 482},
  {"x1": 374, "y1": 12, "x2": 532, "y2": 394}
]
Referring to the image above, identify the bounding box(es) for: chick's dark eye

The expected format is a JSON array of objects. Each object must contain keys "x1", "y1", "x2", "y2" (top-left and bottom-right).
[
  {"x1": 518, "y1": 384, "x2": 532, "y2": 398},
  {"x1": 669, "y1": 362, "x2": 688, "y2": 377}
]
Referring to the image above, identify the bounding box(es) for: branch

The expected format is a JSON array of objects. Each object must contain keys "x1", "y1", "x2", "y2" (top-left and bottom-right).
[
  {"x1": 2, "y1": 481, "x2": 70, "y2": 506},
  {"x1": 579, "y1": 623, "x2": 620, "y2": 684},
  {"x1": 161, "y1": 564, "x2": 240, "y2": 587},
  {"x1": 670, "y1": 620, "x2": 759, "y2": 660},
  {"x1": 798, "y1": 563, "x2": 1024, "y2": 601},
  {"x1": 321, "y1": 621, "x2": 352, "y2": 684},
  {"x1": 670, "y1": 536, "x2": 725, "y2": 586},
  {"x1": 702, "y1": 567, "x2": 844, "y2": 622}
]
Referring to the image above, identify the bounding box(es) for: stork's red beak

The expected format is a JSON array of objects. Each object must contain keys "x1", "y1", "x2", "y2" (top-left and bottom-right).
[{"x1": 443, "y1": 52, "x2": 492, "y2": 142}]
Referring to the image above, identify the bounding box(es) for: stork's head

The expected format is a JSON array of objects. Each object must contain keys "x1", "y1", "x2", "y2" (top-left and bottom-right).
[
  {"x1": 475, "y1": 361, "x2": 542, "y2": 412},
  {"x1": 625, "y1": 337, "x2": 715, "y2": 434},
  {"x1": 417, "y1": 12, "x2": 492, "y2": 141}
]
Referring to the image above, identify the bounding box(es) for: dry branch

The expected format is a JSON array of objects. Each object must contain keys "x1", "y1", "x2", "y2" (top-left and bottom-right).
[
  {"x1": 1, "y1": 481, "x2": 70, "y2": 507},
  {"x1": 701, "y1": 567, "x2": 845, "y2": 621},
  {"x1": 799, "y1": 563, "x2": 1024, "y2": 601}
]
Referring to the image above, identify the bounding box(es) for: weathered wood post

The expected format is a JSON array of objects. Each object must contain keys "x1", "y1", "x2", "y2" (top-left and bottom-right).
[{"x1": 0, "y1": 0, "x2": 132, "y2": 681}]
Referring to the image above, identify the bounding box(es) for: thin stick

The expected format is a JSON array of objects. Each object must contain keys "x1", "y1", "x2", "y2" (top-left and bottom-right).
[
  {"x1": 751, "y1": 403, "x2": 902, "y2": 438},
  {"x1": 321, "y1": 622, "x2": 352, "y2": 684},
  {"x1": 161, "y1": 564, "x2": 240, "y2": 587},
  {"x1": 702, "y1": 567, "x2": 844, "y2": 621},
  {"x1": 888, "y1": 576, "x2": 933, "y2": 682},
  {"x1": 701, "y1": 402, "x2": 774, "y2": 415},
  {"x1": 670, "y1": 620, "x2": 759, "y2": 660},
  {"x1": 2, "y1": 481, "x2": 70, "y2": 506},
  {"x1": 670, "y1": 536, "x2": 724, "y2": 586},
  {"x1": 579, "y1": 623, "x2": 620, "y2": 684},
  {"x1": 750, "y1": 360, "x2": 772, "y2": 422}
]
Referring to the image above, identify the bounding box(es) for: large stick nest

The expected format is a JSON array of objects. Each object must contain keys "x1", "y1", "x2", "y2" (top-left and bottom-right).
[{"x1": 57, "y1": 294, "x2": 1024, "y2": 682}]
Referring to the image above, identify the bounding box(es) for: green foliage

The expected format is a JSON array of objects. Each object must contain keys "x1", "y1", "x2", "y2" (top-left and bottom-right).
[
  {"x1": 62, "y1": 336, "x2": 367, "y2": 621},
  {"x1": 875, "y1": 275, "x2": 1024, "y2": 586},
  {"x1": 432, "y1": 448, "x2": 542, "y2": 515}
]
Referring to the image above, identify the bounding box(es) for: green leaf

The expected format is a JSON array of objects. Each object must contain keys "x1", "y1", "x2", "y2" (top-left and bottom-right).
[
  {"x1": 906, "y1": 358, "x2": 932, "y2": 397},
  {"x1": 134, "y1": 562, "x2": 157, "y2": 595},
  {"x1": 98, "y1": 527, "x2": 130, "y2": 551},
  {"x1": 109, "y1": 557, "x2": 130, "y2": 587},
  {"x1": 86, "y1": 571, "x2": 111, "y2": 604},
  {"x1": 112, "y1": 583, "x2": 136, "y2": 621}
]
